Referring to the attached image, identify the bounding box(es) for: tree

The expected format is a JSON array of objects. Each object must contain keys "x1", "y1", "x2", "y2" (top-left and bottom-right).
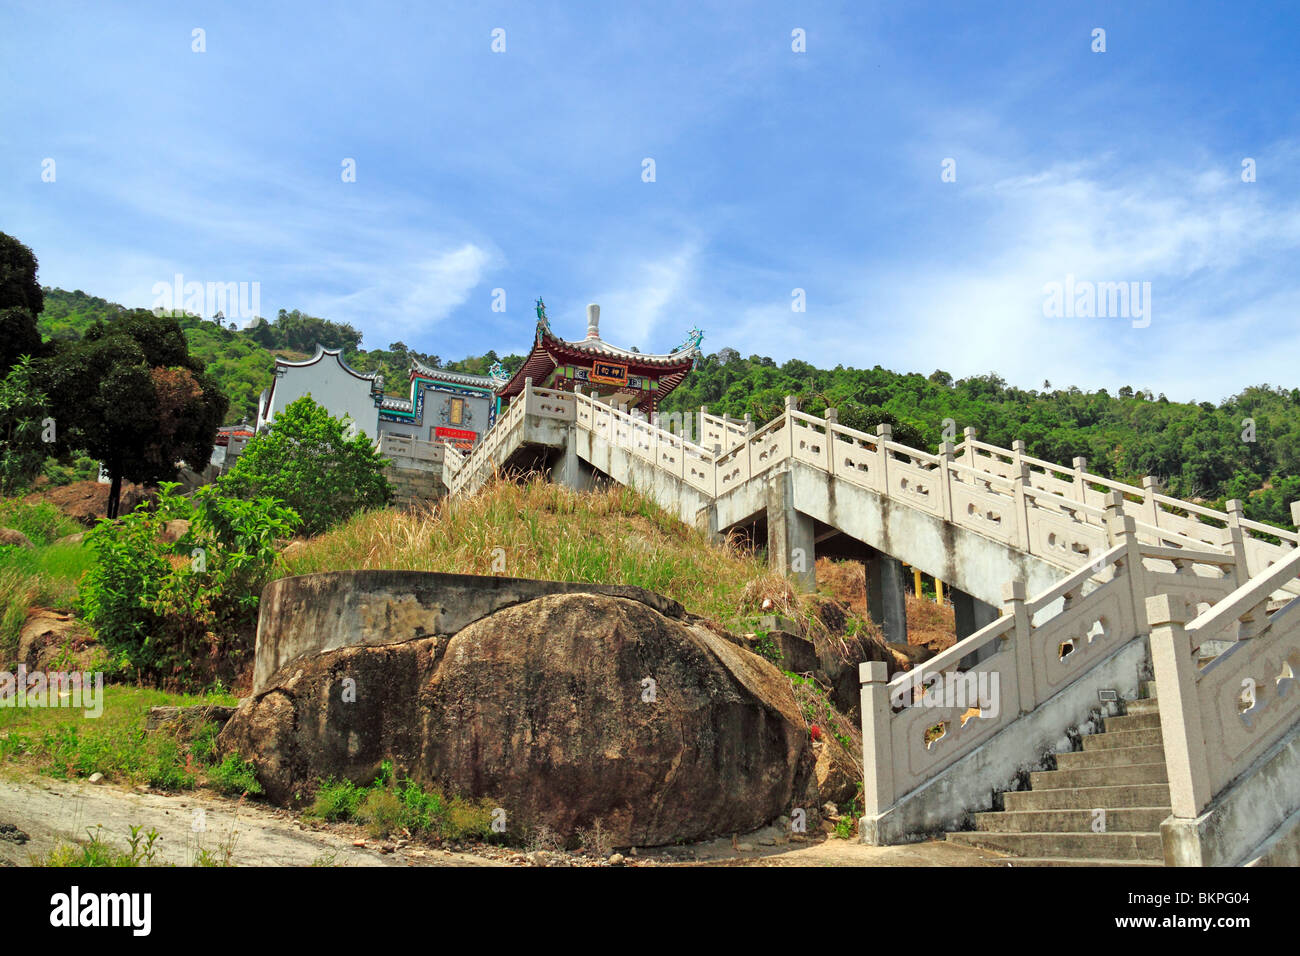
[
  {"x1": 36, "y1": 309, "x2": 228, "y2": 517},
  {"x1": 0, "y1": 232, "x2": 45, "y2": 374},
  {"x1": 219, "y1": 395, "x2": 391, "y2": 535},
  {"x1": 0, "y1": 357, "x2": 51, "y2": 494}
]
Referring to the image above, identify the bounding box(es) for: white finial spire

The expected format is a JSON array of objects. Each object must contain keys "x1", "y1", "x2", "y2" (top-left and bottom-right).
[{"x1": 586, "y1": 303, "x2": 600, "y2": 339}]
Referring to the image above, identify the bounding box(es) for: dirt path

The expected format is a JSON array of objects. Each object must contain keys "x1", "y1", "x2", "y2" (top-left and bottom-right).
[
  {"x1": 0, "y1": 771, "x2": 1008, "y2": 867},
  {"x1": 0, "y1": 772, "x2": 497, "y2": 867}
]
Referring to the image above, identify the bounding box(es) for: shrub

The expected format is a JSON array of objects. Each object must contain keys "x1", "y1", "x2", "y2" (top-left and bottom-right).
[
  {"x1": 209, "y1": 753, "x2": 264, "y2": 796},
  {"x1": 78, "y1": 483, "x2": 299, "y2": 687},
  {"x1": 219, "y1": 395, "x2": 391, "y2": 536},
  {"x1": 0, "y1": 499, "x2": 81, "y2": 545},
  {"x1": 309, "y1": 779, "x2": 366, "y2": 821}
]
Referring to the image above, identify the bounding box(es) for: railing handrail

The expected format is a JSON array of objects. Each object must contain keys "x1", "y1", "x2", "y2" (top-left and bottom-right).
[{"x1": 1187, "y1": 546, "x2": 1300, "y2": 640}]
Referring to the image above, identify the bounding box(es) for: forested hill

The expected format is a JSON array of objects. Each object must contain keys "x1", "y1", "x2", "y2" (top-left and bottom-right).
[
  {"x1": 36, "y1": 288, "x2": 525, "y2": 425},
  {"x1": 36, "y1": 288, "x2": 1300, "y2": 528}
]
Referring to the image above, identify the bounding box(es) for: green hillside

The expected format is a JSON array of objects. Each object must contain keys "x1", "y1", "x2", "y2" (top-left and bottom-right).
[{"x1": 36, "y1": 289, "x2": 526, "y2": 426}]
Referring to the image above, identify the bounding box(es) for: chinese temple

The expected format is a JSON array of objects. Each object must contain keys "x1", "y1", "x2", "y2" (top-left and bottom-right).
[{"x1": 495, "y1": 299, "x2": 703, "y2": 416}]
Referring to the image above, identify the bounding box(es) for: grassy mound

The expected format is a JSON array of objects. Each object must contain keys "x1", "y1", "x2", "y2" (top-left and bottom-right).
[{"x1": 276, "y1": 477, "x2": 848, "y2": 634}]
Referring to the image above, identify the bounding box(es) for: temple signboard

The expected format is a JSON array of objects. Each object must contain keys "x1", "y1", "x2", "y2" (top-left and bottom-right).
[{"x1": 589, "y1": 360, "x2": 629, "y2": 387}]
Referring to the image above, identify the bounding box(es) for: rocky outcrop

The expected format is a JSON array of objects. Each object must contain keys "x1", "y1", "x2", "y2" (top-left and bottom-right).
[
  {"x1": 221, "y1": 591, "x2": 820, "y2": 847},
  {"x1": 15, "y1": 609, "x2": 98, "y2": 671},
  {"x1": 0, "y1": 529, "x2": 33, "y2": 548}
]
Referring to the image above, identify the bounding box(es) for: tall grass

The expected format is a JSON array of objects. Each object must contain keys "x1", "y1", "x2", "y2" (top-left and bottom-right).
[
  {"x1": 277, "y1": 478, "x2": 805, "y2": 629},
  {"x1": 0, "y1": 500, "x2": 82, "y2": 546},
  {"x1": 0, "y1": 499, "x2": 92, "y2": 658}
]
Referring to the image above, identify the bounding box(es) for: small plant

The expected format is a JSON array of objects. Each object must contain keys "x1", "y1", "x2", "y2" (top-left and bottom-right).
[
  {"x1": 525, "y1": 823, "x2": 564, "y2": 853},
  {"x1": 193, "y1": 828, "x2": 239, "y2": 866},
  {"x1": 576, "y1": 818, "x2": 613, "y2": 858},
  {"x1": 356, "y1": 789, "x2": 404, "y2": 837},
  {"x1": 126, "y1": 824, "x2": 163, "y2": 864},
  {"x1": 41, "y1": 824, "x2": 162, "y2": 867},
  {"x1": 308, "y1": 778, "x2": 366, "y2": 821},
  {"x1": 208, "y1": 753, "x2": 264, "y2": 796},
  {"x1": 752, "y1": 627, "x2": 781, "y2": 664}
]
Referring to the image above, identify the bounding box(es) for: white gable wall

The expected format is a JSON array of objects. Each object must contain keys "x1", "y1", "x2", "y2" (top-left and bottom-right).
[{"x1": 259, "y1": 351, "x2": 380, "y2": 440}]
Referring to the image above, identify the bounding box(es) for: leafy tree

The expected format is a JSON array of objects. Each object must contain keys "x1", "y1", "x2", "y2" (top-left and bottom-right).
[
  {"x1": 0, "y1": 357, "x2": 51, "y2": 494},
  {"x1": 0, "y1": 232, "x2": 46, "y2": 374},
  {"x1": 220, "y1": 395, "x2": 392, "y2": 535},
  {"x1": 36, "y1": 309, "x2": 227, "y2": 517}
]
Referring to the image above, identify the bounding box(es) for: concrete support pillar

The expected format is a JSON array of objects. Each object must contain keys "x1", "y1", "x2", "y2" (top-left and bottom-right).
[
  {"x1": 767, "y1": 470, "x2": 815, "y2": 589},
  {"x1": 863, "y1": 548, "x2": 908, "y2": 645},
  {"x1": 552, "y1": 441, "x2": 594, "y2": 492},
  {"x1": 954, "y1": 587, "x2": 1000, "y2": 669}
]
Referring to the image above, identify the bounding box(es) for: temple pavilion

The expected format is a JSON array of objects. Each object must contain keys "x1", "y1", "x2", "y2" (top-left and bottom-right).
[{"x1": 495, "y1": 299, "x2": 703, "y2": 417}]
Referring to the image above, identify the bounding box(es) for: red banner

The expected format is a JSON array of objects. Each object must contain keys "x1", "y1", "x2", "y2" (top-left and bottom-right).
[{"x1": 435, "y1": 426, "x2": 477, "y2": 449}]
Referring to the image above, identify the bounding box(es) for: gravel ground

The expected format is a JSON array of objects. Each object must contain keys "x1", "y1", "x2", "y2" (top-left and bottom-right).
[{"x1": 0, "y1": 771, "x2": 1007, "y2": 868}]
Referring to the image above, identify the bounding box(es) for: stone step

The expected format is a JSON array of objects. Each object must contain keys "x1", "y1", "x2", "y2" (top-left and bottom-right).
[
  {"x1": 1103, "y1": 713, "x2": 1163, "y2": 734},
  {"x1": 1126, "y1": 698, "x2": 1161, "y2": 716},
  {"x1": 1030, "y1": 762, "x2": 1168, "y2": 789},
  {"x1": 1083, "y1": 728, "x2": 1163, "y2": 751},
  {"x1": 947, "y1": 830, "x2": 1164, "y2": 861},
  {"x1": 974, "y1": 807, "x2": 1170, "y2": 833},
  {"x1": 1005, "y1": 783, "x2": 1171, "y2": 811},
  {"x1": 1056, "y1": 745, "x2": 1167, "y2": 770}
]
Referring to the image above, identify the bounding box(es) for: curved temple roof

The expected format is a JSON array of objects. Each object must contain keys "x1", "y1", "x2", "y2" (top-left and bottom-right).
[{"x1": 498, "y1": 302, "x2": 700, "y2": 403}]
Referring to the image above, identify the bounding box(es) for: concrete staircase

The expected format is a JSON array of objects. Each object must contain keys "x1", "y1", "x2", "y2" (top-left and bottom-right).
[{"x1": 946, "y1": 686, "x2": 1171, "y2": 866}]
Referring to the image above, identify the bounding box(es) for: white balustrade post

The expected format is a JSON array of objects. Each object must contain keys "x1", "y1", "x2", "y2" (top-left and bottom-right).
[
  {"x1": 744, "y1": 413, "x2": 754, "y2": 436},
  {"x1": 1105, "y1": 501, "x2": 1148, "y2": 626},
  {"x1": 1072, "y1": 456, "x2": 1088, "y2": 505},
  {"x1": 523, "y1": 376, "x2": 534, "y2": 415},
  {"x1": 1291, "y1": 501, "x2": 1300, "y2": 537},
  {"x1": 784, "y1": 396, "x2": 797, "y2": 457},
  {"x1": 824, "y1": 407, "x2": 838, "y2": 475},
  {"x1": 1012, "y1": 457, "x2": 1032, "y2": 552},
  {"x1": 1225, "y1": 499, "x2": 1250, "y2": 586},
  {"x1": 1145, "y1": 594, "x2": 1214, "y2": 819},
  {"x1": 1002, "y1": 581, "x2": 1035, "y2": 714},
  {"x1": 859, "y1": 661, "x2": 895, "y2": 821},
  {"x1": 938, "y1": 440, "x2": 955, "y2": 522},
  {"x1": 962, "y1": 426, "x2": 978, "y2": 465},
  {"x1": 1141, "y1": 475, "x2": 1161, "y2": 532},
  {"x1": 876, "y1": 423, "x2": 892, "y2": 494},
  {"x1": 1011, "y1": 439, "x2": 1026, "y2": 474}
]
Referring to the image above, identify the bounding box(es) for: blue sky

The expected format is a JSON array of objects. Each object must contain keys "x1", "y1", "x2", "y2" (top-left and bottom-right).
[{"x1": 3, "y1": 1, "x2": 1298, "y2": 402}]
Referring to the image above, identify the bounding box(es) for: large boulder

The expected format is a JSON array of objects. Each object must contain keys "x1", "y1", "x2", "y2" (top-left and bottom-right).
[{"x1": 220, "y1": 592, "x2": 819, "y2": 847}]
